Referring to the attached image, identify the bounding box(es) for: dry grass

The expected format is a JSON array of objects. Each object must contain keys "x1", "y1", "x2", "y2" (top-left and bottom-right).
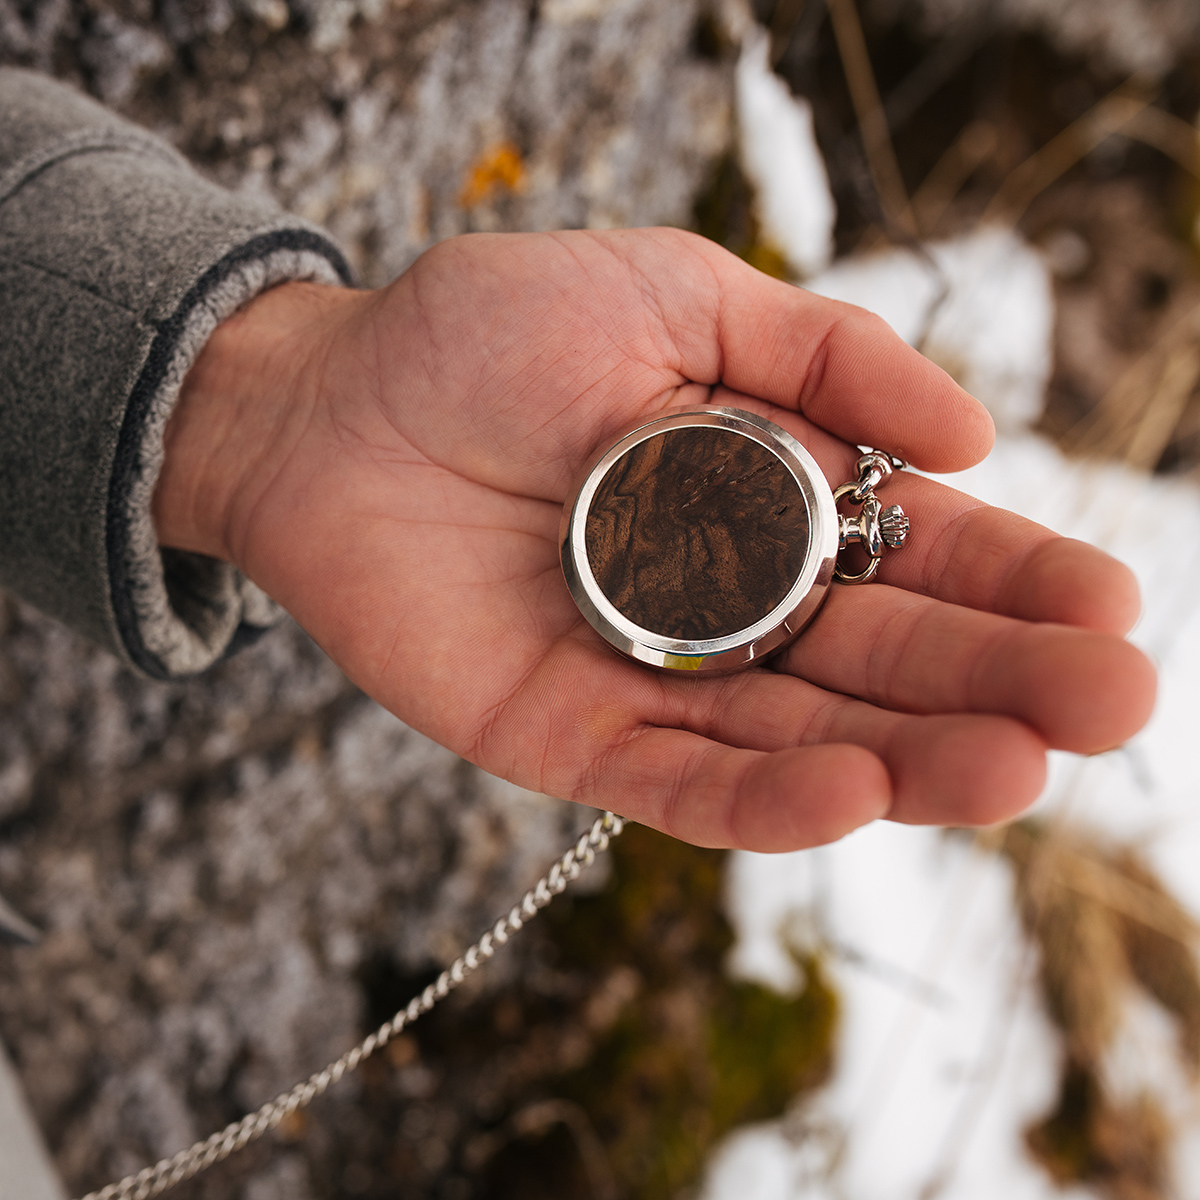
[
  {"x1": 993, "y1": 822, "x2": 1200, "y2": 1198},
  {"x1": 1059, "y1": 298, "x2": 1200, "y2": 470},
  {"x1": 712, "y1": 5, "x2": 1200, "y2": 1195}
]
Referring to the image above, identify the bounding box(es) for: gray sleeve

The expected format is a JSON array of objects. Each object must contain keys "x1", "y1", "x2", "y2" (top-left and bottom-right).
[{"x1": 0, "y1": 68, "x2": 353, "y2": 678}]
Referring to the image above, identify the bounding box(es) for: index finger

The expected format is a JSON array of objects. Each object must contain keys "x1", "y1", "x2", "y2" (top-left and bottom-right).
[{"x1": 646, "y1": 230, "x2": 995, "y2": 472}]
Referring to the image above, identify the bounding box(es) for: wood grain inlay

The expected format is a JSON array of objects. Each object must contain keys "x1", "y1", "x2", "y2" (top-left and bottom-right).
[{"x1": 585, "y1": 426, "x2": 810, "y2": 640}]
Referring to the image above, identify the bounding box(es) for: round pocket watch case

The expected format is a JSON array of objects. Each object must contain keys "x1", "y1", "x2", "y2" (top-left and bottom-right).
[{"x1": 559, "y1": 407, "x2": 840, "y2": 674}]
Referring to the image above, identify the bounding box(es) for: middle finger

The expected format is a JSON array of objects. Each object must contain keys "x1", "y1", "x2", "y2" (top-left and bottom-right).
[{"x1": 774, "y1": 583, "x2": 1154, "y2": 754}]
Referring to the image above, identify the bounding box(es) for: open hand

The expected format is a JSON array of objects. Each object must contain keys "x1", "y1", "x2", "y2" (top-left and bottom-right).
[{"x1": 154, "y1": 229, "x2": 1156, "y2": 851}]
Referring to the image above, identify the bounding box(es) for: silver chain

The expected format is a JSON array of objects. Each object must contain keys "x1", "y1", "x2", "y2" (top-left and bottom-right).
[
  {"x1": 833, "y1": 450, "x2": 910, "y2": 584},
  {"x1": 76, "y1": 811, "x2": 627, "y2": 1200}
]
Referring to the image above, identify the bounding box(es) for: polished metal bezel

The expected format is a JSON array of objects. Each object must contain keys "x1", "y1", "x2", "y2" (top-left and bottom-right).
[{"x1": 559, "y1": 408, "x2": 839, "y2": 673}]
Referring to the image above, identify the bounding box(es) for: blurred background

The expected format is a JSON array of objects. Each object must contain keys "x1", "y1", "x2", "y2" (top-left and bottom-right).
[{"x1": 3, "y1": 1, "x2": 1200, "y2": 1197}]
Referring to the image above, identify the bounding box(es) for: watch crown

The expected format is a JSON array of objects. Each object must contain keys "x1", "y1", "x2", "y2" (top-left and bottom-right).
[{"x1": 880, "y1": 504, "x2": 909, "y2": 549}]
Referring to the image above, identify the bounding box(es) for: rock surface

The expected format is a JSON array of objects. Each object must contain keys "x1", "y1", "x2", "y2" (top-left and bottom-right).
[
  {"x1": 0, "y1": 598, "x2": 607, "y2": 1196},
  {"x1": 0, "y1": 2, "x2": 736, "y2": 1195},
  {"x1": 1, "y1": 0, "x2": 733, "y2": 283}
]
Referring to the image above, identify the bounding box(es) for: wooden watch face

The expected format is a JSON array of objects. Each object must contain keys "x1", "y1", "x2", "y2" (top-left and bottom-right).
[{"x1": 584, "y1": 425, "x2": 811, "y2": 641}]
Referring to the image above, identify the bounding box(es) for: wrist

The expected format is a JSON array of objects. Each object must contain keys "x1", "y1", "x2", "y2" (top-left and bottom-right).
[{"x1": 153, "y1": 280, "x2": 366, "y2": 566}]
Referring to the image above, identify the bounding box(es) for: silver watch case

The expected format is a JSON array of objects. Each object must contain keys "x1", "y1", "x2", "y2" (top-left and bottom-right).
[{"x1": 559, "y1": 408, "x2": 838, "y2": 674}]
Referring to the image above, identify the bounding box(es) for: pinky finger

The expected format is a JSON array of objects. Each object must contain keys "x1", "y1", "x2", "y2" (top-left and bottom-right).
[{"x1": 577, "y1": 729, "x2": 892, "y2": 852}]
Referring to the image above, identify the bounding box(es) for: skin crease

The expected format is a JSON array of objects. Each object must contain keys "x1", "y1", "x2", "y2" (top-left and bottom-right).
[{"x1": 153, "y1": 228, "x2": 1157, "y2": 853}]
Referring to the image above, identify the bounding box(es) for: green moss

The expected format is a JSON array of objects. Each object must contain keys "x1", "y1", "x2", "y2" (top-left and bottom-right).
[
  {"x1": 692, "y1": 150, "x2": 792, "y2": 281},
  {"x1": 707, "y1": 964, "x2": 836, "y2": 1133},
  {"x1": 542, "y1": 823, "x2": 838, "y2": 1198}
]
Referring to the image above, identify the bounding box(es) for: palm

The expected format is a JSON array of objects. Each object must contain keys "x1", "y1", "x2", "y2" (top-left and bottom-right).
[{"x1": 207, "y1": 229, "x2": 1154, "y2": 850}]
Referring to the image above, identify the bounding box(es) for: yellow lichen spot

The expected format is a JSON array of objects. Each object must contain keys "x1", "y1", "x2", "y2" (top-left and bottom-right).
[
  {"x1": 460, "y1": 141, "x2": 526, "y2": 208},
  {"x1": 743, "y1": 240, "x2": 790, "y2": 281}
]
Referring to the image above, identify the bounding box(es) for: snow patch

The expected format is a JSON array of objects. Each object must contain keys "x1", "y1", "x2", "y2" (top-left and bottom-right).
[
  {"x1": 736, "y1": 27, "x2": 836, "y2": 279},
  {"x1": 805, "y1": 227, "x2": 1055, "y2": 432},
  {"x1": 716, "y1": 435, "x2": 1200, "y2": 1199}
]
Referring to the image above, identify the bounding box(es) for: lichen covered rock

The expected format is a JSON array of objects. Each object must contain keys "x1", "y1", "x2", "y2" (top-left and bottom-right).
[{"x1": 0, "y1": 2, "x2": 737, "y2": 1193}]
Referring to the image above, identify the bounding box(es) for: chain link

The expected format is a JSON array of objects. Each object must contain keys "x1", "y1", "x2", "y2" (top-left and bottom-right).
[{"x1": 76, "y1": 811, "x2": 627, "y2": 1200}]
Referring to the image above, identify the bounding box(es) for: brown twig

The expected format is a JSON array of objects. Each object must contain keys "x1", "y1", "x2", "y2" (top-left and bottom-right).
[
  {"x1": 981, "y1": 79, "x2": 1155, "y2": 226},
  {"x1": 1121, "y1": 105, "x2": 1200, "y2": 178},
  {"x1": 826, "y1": 0, "x2": 916, "y2": 239},
  {"x1": 1060, "y1": 300, "x2": 1200, "y2": 472},
  {"x1": 910, "y1": 119, "x2": 1000, "y2": 237}
]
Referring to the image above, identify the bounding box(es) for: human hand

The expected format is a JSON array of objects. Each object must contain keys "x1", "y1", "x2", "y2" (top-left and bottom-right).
[{"x1": 155, "y1": 229, "x2": 1155, "y2": 851}]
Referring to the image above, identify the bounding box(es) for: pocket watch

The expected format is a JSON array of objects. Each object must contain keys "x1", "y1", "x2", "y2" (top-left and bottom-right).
[{"x1": 560, "y1": 407, "x2": 909, "y2": 674}]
